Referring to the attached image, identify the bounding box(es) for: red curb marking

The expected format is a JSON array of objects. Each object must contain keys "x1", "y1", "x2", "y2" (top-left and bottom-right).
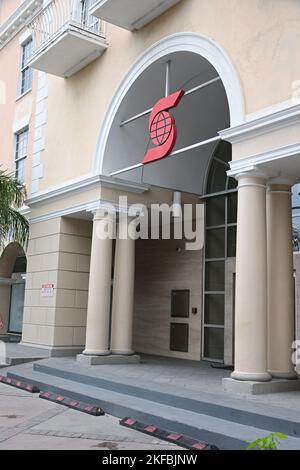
[
  {"x1": 193, "y1": 442, "x2": 206, "y2": 450},
  {"x1": 167, "y1": 433, "x2": 181, "y2": 441},
  {"x1": 69, "y1": 400, "x2": 78, "y2": 407},
  {"x1": 144, "y1": 425, "x2": 156, "y2": 433},
  {"x1": 125, "y1": 418, "x2": 137, "y2": 426}
]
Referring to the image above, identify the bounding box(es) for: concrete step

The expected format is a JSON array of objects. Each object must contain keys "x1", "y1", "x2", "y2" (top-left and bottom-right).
[
  {"x1": 29, "y1": 360, "x2": 300, "y2": 439},
  {"x1": 3, "y1": 364, "x2": 300, "y2": 450}
]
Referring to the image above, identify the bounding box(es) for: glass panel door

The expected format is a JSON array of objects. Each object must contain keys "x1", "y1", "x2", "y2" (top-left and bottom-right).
[{"x1": 9, "y1": 282, "x2": 25, "y2": 334}]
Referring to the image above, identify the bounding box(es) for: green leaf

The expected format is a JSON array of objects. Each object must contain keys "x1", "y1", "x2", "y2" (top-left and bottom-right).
[
  {"x1": 247, "y1": 432, "x2": 288, "y2": 450},
  {"x1": 246, "y1": 439, "x2": 262, "y2": 450},
  {"x1": 0, "y1": 166, "x2": 28, "y2": 251},
  {"x1": 274, "y1": 432, "x2": 287, "y2": 439}
]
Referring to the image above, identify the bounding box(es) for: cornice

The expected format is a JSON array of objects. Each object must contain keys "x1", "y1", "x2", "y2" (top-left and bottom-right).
[
  {"x1": 220, "y1": 103, "x2": 300, "y2": 144},
  {"x1": 0, "y1": 0, "x2": 43, "y2": 49},
  {"x1": 26, "y1": 173, "x2": 150, "y2": 207}
]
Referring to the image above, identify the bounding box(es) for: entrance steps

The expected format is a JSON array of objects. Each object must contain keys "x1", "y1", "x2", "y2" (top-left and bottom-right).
[{"x1": 3, "y1": 359, "x2": 300, "y2": 450}]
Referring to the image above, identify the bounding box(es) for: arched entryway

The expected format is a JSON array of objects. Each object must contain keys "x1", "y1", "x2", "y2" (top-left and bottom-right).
[
  {"x1": 82, "y1": 32, "x2": 245, "y2": 363},
  {"x1": 0, "y1": 243, "x2": 27, "y2": 338}
]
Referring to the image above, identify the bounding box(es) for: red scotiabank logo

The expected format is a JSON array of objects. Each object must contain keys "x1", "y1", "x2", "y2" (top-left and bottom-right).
[{"x1": 143, "y1": 90, "x2": 184, "y2": 165}]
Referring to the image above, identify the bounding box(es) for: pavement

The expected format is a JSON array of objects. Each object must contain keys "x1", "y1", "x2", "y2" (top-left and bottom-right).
[
  {"x1": 2, "y1": 353, "x2": 300, "y2": 450},
  {"x1": 0, "y1": 382, "x2": 182, "y2": 450}
]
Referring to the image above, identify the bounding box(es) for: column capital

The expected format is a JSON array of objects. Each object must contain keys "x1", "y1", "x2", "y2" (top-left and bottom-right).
[
  {"x1": 228, "y1": 164, "x2": 270, "y2": 181},
  {"x1": 235, "y1": 170, "x2": 268, "y2": 181},
  {"x1": 236, "y1": 172, "x2": 268, "y2": 190},
  {"x1": 268, "y1": 175, "x2": 295, "y2": 187},
  {"x1": 92, "y1": 208, "x2": 116, "y2": 222}
]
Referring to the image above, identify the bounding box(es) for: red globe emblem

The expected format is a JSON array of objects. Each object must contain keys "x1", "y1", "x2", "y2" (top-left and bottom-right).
[{"x1": 150, "y1": 111, "x2": 174, "y2": 146}]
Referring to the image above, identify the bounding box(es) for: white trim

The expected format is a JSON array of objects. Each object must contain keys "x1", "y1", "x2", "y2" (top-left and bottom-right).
[
  {"x1": 15, "y1": 88, "x2": 32, "y2": 102},
  {"x1": 220, "y1": 103, "x2": 300, "y2": 144},
  {"x1": 245, "y1": 98, "x2": 300, "y2": 123},
  {"x1": 28, "y1": 199, "x2": 102, "y2": 223},
  {"x1": 27, "y1": 196, "x2": 145, "y2": 224},
  {"x1": 0, "y1": 0, "x2": 42, "y2": 49},
  {"x1": 31, "y1": 71, "x2": 48, "y2": 194},
  {"x1": 94, "y1": 32, "x2": 245, "y2": 175},
  {"x1": 19, "y1": 28, "x2": 32, "y2": 46},
  {"x1": 27, "y1": 173, "x2": 149, "y2": 207},
  {"x1": 228, "y1": 142, "x2": 300, "y2": 179}
]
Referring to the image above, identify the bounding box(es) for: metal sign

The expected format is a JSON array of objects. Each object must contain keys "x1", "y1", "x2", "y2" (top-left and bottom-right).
[
  {"x1": 41, "y1": 283, "x2": 54, "y2": 297},
  {"x1": 143, "y1": 90, "x2": 184, "y2": 165}
]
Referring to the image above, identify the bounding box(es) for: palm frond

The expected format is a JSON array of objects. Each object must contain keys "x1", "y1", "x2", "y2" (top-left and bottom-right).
[{"x1": 0, "y1": 166, "x2": 29, "y2": 250}]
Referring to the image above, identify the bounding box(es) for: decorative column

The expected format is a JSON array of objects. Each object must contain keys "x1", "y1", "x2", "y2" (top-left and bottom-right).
[
  {"x1": 267, "y1": 180, "x2": 297, "y2": 379},
  {"x1": 82, "y1": 210, "x2": 114, "y2": 356},
  {"x1": 111, "y1": 215, "x2": 136, "y2": 355},
  {"x1": 231, "y1": 173, "x2": 271, "y2": 382}
]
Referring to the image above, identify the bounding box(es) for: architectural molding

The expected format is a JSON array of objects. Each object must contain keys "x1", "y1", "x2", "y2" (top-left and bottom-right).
[
  {"x1": 26, "y1": 173, "x2": 149, "y2": 206},
  {"x1": 31, "y1": 71, "x2": 48, "y2": 194},
  {"x1": 27, "y1": 196, "x2": 146, "y2": 224},
  {"x1": 94, "y1": 31, "x2": 245, "y2": 175},
  {"x1": 228, "y1": 142, "x2": 300, "y2": 180},
  {"x1": 220, "y1": 103, "x2": 300, "y2": 144},
  {"x1": 0, "y1": 0, "x2": 42, "y2": 49}
]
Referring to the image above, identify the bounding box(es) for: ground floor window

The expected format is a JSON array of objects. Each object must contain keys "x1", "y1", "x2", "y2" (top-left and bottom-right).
[{"x1": 203, "y1": 141, "x2": 237, "y2": 362}]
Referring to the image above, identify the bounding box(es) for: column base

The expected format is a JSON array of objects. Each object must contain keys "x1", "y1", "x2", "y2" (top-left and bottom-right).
[
  {"x1": 111, "y1": 349, "x2": 135, "y2": 356},
  {"x1": 231, "y1": 370, "x2": 272, "y2": 382},
  {"x1": 223, "y1": 377, "x2": 300, "y2": 395},
  {"x1": 82, "y1": 349, "x2": 110, "y2": 356},
  {"x1": 77, "y1": 353, "x2": 140, "y2": 366},
  {"x1": 269, "y1": 370, "x2": 298, "y2": 380}
]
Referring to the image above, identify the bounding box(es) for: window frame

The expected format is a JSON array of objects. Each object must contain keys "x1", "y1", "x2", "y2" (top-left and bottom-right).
[
  {"x1": 14, "y1": 128, "x2": 29, "y2": 185},
  {"x1": 19, "y1": 38, "x2": 33, "y2": 97}
]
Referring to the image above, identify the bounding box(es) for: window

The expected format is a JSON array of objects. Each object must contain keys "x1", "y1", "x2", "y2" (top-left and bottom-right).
[
  {"x1": 80, "y1": 0, "x2": 99, "y2": 29},
  {"x1": 20, "y1": 39, "x2": 33, "y2": 95},
  {"x1": 202, "y1": 140, "x2": 238, "y2": 362},
  {"x1": 14, "y1": 129, "x2": 28, "y2": 184}
]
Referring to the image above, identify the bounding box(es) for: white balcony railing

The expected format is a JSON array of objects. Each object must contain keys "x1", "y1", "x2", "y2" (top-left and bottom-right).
[{"x1": 30, "y1": 0, "x2": 105, "y2": 55}]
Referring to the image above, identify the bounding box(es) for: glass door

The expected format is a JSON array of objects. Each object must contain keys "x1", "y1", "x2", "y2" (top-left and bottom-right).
[{"x1": 8, "y1": 282, "x2": 25, "y2": 334}]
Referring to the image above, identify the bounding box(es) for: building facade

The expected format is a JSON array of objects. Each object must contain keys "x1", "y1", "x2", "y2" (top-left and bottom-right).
[{"x1": 1, "y1": 0, "x2": 300, "y2": 390}]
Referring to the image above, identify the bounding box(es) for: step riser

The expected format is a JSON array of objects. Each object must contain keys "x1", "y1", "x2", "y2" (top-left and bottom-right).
[
  {"x1": 7, "y1": 371, "x2": 246, "y2": 450},
  {"x1": 30, "y1": 364, "x2": 300, "y2": 438}
]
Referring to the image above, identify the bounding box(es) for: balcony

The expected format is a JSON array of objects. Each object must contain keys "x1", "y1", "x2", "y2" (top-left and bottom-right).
[
  {"x1": 90, "y1": 0, "x2": 182, "y2": 31},
  {"x1": 28, "y1": 0, "x2": 107, "y2": 78}
]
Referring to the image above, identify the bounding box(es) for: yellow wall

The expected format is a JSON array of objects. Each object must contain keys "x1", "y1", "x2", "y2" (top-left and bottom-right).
[
  {"x1": 0, "y1": 14, "x2": 37, "y2": 196},
  {"x1": 39, "y1": 0, "x2": 300, "y2": 191},
  {"x1": 0, "y1": 0, "x2": 21, "y2": 26}
]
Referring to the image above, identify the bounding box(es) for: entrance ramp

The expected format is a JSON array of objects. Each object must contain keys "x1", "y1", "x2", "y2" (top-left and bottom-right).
[
  {"x1": 0, "y1": 342, "x2": 48, "y2": 368},
  {"x1": 2, "y1": 355, "x2": 300, "y2": 450}
]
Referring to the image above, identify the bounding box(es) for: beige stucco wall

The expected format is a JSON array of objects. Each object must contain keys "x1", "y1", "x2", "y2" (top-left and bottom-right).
[
  {"x1": 0, "y1": 0, "x2": 21, "y2": 26},
  {"x1": 22, "y1": 217, "x2": 92, "y2": 353},
  {"x1": 0, "y1": 2, "x2": 38, "y2": 196},
  {"x1": 38, "y1": 0, "x2": 300, "y2": 191}
]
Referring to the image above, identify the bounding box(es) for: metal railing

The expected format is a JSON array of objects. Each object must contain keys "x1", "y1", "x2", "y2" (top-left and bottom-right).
[{"x1": 29, "y1": 0, "x2": 104, "y2": 54}]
